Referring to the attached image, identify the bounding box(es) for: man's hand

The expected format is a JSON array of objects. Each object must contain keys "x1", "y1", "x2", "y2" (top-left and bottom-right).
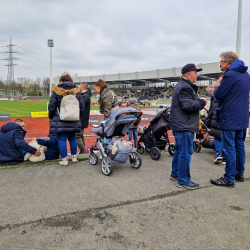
[
  {"x1": 32, "y1": 137, "x2": 37, "y2": 141},
  {"x1": 34, "y1": 149, "x2": 41, "y2": 156}
]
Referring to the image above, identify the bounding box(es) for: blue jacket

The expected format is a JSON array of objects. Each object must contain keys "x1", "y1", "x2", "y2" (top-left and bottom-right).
[
  {"x1": 169, "y1": 78, "x2": 206, "y2": 133},
  {"x1": 214, "y1": 60, "x2": 250, "y2": 130},
  {"x1": 37, "y1": 137, "x2": 60, "y2": 160},
  {"x1": 48, "y1": 81, "x2": 85, "y2": 134},
  {"x1": 0, "y1": 123, "x2": 37, "y2": 165}
]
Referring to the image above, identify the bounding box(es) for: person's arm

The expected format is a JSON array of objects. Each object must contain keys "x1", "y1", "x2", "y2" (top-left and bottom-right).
[
  {"x1": 36, "y1": 138, "x2": 53, "y2": 147},
  {"x1": 13, "y1": 129, "x2": 37, "y2": 154},
  {"x1": 77, "y1": 93, "x2": 85, "y2": 117},
  {"x1": 179, "y1": 88, "x2": 206, "y2": 112},
  {"x1": 214, "y1": 74, "x2": 234, "y2": 101},
  {"x1": 48, "y1": 92, "x2": 58, "y2": 119}
]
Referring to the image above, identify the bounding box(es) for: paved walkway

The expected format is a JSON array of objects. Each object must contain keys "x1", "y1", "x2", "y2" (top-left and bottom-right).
[{"x1": 0, "y1": 142, "x2": 250, "y2": 249}]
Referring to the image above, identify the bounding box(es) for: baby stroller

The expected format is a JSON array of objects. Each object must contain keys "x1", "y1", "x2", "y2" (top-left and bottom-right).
[
  {"x1": 89, "y1": 107, "x2": 143, "y2": 176},
  {"x1": 137, "y1": 107, "x2": 175, "y2": 160}
]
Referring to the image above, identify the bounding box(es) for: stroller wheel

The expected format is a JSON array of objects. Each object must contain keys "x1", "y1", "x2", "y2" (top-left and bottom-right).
[
  {"x1": 150, "y1": 147, "x2": 161, "y2": 161},
  {"x1": 168, "y1": 144, "x2": 175, "y2": 156},
  {"x1": 101, "y1": 157, "x2": 114, "y2": 176},
  {"x1": 89, "y1": 153, "x2": 98, "y2": 165},
  {"x1": 137, "y1": 146, "x2": 144, "y2": 154},
  {"x1": 145, "y1": 147, "x2": 151, "y2": 153},
  {"x1": 193, "y1": 141, "x2": 201, "y2": 153},
  {"x1": 130, "y1": 152, "x2": 142, "y2": 169}
]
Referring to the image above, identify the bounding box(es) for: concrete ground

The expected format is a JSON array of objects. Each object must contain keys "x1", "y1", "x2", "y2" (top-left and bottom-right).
[{"x1": 0, "y1": 142, "x2": 250, "y2": 250}]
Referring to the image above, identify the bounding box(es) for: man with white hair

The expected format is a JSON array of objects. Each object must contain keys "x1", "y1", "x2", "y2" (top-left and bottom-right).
[{"x1": 169, "y1": 63, "x2": 206, "y2": 189}]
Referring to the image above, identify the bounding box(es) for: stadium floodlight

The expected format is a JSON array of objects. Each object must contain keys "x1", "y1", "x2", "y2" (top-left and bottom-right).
[
  {"x1": 236, "y1": 0, "x2": 242, "y2": 58},
  {"x1": 47, "y1": 39, "x2": 54, "y2": 96}
]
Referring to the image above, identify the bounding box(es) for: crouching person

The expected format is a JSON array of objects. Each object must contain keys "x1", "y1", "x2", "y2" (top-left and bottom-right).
[
  {"x1": 0, "y1": 119, "x2": 41, "y2": 165},
  {"x1": 34, "y1": 133, "x2": 60, "y2": 160}
]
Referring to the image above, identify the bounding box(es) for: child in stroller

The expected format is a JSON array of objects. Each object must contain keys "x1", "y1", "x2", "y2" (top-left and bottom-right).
[
  {"x1": 137, "y1": 107, "x2": 175, "y2": 160},
  {"x1": 89, "y1": 107, "x2": 143, "y2": 176}
]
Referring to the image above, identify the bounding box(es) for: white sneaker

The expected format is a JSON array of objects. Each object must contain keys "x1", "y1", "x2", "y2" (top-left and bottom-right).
[
  {"x1": 99, "y1": 155, "x2": 103, "y2": 159},
  {"x1": 59, "y1": 157, "x2": 68, "y2": 166},
  {"x1": 72, "y1": 155, "x2": 78, "y2": 163}
]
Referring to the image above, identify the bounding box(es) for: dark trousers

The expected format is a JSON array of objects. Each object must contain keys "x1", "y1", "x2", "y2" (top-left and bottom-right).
[{"x1": 76, "y1": 128, "x2": 86, "y2": 153}]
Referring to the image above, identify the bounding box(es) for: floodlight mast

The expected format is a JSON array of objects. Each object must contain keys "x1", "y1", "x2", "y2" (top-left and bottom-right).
[
  {"x1": 236, "y1": 0, "x2": 242, "y2": 58},
  {"x1": 47, "y1": 39, "x2": 54, "y2": 96}
]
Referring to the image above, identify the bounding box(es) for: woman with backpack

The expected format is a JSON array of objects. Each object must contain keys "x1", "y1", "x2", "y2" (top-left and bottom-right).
[
  {"x1": 48, "y1": 74, "x2": 85, "y2": 166},
  {"x1": 94, "y1": 79, "x2": 118, "y2": 120}
]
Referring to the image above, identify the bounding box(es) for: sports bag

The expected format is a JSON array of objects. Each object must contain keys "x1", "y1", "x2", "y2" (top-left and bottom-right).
[{"x1": 58, "y1": 94, "x2": 80, "y2": 121}]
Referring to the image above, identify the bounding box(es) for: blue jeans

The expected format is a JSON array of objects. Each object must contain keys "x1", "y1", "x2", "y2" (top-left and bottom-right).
[
  {"x1": 171, "y1": 131, "x2": 194, "y2": 184},
  {"x1": 57, "y1": 132, "x2": 77, "y2": 158},
  {"x1": 221, "y1": 130, "x2": 245, "y2": 182},
  {"x1": 214, "y1": 138, "x2": 223, "y2": 154},
  {"x1": 127, "y1": 129, "x2": 138, "y2": 148}
]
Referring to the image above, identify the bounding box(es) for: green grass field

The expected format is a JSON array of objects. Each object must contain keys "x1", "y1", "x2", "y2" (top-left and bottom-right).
[{"x1": 0, "y1": 101, "x2": 100, "y2": 118}]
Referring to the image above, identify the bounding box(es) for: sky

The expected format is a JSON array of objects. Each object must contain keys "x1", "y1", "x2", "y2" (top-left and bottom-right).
[{"x1": 0, "y1": 0, "x2": 249, "y2": 82}]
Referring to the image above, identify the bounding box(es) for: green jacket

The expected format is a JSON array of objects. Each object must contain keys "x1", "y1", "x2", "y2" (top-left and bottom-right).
[{"x1": 98, "y1": 88, "x2": 118, "y2": 120}]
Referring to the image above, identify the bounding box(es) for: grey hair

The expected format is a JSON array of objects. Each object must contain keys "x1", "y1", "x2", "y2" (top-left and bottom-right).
[{"x1": 220, "y1": 51, "x2": 239, "y2": 65}]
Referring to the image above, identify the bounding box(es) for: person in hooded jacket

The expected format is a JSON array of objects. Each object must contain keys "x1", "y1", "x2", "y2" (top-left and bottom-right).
[
  {"x1": 48, "y1": 74, "x2": 85, "y2": 166},
  {"x1": 211, "y1": 51, "x2": 250, "y2": 188},
  {"x1": 76, "y1": 82, "x2": 92, "y2": 154},
  {"x1": 0, "y1": 119, "x2": 41, "y2": 165}
]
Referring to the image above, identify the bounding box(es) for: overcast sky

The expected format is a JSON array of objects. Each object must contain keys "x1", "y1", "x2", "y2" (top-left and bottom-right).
[{"x1": 0, "y1": 0, "x2": 249, "y2": 81}]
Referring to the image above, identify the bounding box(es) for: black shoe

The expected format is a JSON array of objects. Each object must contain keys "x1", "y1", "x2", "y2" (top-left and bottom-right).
[
  {"x1": 170, "y1": 175, "x2": 178, "y2": 181},
  {"x1": 235, "y1": 174, "x2": 244, "y2": 182},
  {"x1": 210, "y1": 177, "x2": 235, "y2": 188}
]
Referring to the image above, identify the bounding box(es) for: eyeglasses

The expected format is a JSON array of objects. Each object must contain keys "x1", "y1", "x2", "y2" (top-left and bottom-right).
[{"x1": 220, "y1": 60, "x2": 227, "y2": 64}]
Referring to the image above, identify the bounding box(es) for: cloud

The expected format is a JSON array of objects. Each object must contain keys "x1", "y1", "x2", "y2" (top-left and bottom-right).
[{"x1": 0, "y1": 0, "x2": 249, "y2": 81}]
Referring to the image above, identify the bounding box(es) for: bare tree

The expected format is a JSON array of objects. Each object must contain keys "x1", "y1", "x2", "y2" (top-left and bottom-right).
[{"x1": 42, "y1": 77, "x2": 50, "y2": 95}]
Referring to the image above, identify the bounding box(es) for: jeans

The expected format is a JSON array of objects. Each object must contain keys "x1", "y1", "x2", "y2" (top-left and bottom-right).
[
  {"x1": 221, "y1": 130, "x2": 245, "y2": 182},
  {"x1": 171, "y1": 131, "x2": 194, "y2": 184},
  {"x1": 127, "y1": 129, "x2": 138, "y2": 148},
  {"x1": 57, "y1": 132, "x2": 77, "y2": 158},
  {"x1": 214, "y1": 138, "x2": 223, "y2": 154}
]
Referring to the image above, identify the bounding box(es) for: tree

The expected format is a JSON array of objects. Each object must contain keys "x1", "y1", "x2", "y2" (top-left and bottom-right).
[{"x1": 42, "y1": 77, "x2": 50, "y2": 95}]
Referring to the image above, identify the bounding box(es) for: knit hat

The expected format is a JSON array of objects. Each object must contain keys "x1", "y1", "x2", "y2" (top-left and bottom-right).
[
  {"x1": 128, "y1": 98, "x2": 136, "y2": 105},
  {"x1": 47, "y1": 133, "x2": 57, "y2": 138}
]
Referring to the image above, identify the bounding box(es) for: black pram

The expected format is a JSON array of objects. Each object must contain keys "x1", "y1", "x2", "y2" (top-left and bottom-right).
[{"x1": 137, "y1": 107, "x2": 175, "y2": 160}]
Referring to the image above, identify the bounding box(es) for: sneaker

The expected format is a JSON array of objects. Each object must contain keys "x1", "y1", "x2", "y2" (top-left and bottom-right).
[
  {"x1": 222, "y1": 158, "x2": 226, "y2": 165},
  {"x1": 99, "y1": 155, "x2": 103, "y2": 159},
  {"x1": 210, "y1": 177, "x2": 235, "y2": 188},
  {"x1": 170, "y1": 175, "x2": 178, "y2": 181},
  {"x1": 214, "y1": 153, "x2": 223, "y2": 164},
  {"x1": 177, "y1": 182, "x2": 199, "y2": 189},
  {"x1": 235, "y1": 174, "x2": 244, "y2": 182}
]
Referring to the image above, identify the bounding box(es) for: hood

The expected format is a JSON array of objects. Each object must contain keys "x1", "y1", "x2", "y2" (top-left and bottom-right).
[
  {"x1": 81, "y1": 88, "x2": 92, "y2": 97},
  {"x1": 1, "y1": 122, "x2": 22, "y2": 133},
  {"x1": 228, "y1": 60, "x2": 248, "y2": 73},
  {"x1": 51, "y1": 82, "x2": 80, "y2": 96}
]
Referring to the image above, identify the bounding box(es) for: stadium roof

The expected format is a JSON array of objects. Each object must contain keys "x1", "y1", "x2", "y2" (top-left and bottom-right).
[{"x1": 53, "y1": 62, "x2": 222, "y2": 85}]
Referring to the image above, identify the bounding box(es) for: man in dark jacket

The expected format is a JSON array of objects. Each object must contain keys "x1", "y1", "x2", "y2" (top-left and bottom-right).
[
  {"x1": 169, "y1": 63, "x2": 206, "y2": 189},
  {"x1": 211, "y1": 51, "x2": 250, "y2": 187},
  {"x1": 76, "y1": 82, "x2": 92, "y2": 153},
  {"x1": 0, "y1": 119, "x2": 41, "y2": 165}
]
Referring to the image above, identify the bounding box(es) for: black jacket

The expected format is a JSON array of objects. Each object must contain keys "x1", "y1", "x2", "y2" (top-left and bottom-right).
[
  {"x1": 205, "y1": 99, "x2": 221, "y2": 140},
  {"x1": 169, "y1": 78, "x2": 206, "y2": 133},
  {"x1": 48, "y1": 81, "x2": 85, "y2": 134},
  {"x1": 0, "y1": 123, "x2": 37, "y2": 165},
  {"x1": 36, "y1": 137, "x2": 60, "y2": 160},
  {"x1": 80, "y1": 88, "x2": 92, "y2": 128}
]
